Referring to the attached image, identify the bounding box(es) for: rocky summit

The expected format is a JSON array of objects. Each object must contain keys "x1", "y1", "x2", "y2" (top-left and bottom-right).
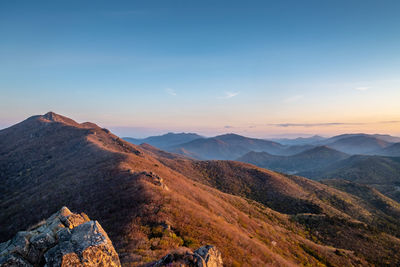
[{"x1": 0, "y1": 207, "x2": 121, "y2": 267}]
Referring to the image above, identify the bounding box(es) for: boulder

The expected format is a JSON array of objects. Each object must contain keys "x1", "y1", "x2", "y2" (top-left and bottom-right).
[
  {"x1": 0, "y1": 207, "x2": 121, "y2": 267},
  {"x1": 194, "y1": 245, "x2": 223, "y2": 267},
  {"x1": 152, "y1": 245, "x2": 223, "y2": 267}
]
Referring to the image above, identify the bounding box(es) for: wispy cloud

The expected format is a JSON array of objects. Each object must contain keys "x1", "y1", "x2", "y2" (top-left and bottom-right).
[
  {"x1": 219, "y1": 91, "x2": 239, "y2": 99},
  {"x1": 379, "y1": 120, "x2": 400, "y2": 124},
  {"x1": 283, "y1": 95, "x2": 303, "y2": 103},
  {"x1": 354, "y1": 86, "x2": 370, "y2": 91},
  {"x1": 165, "y1": 88, "x2": 177, "y2": 96},
  {"x1": 224, "y1": 125, "x2": 234, "y2": 129},
  {"x1": 270, "y1": 122, "x2": 365, "y2": 128},
  {"x1": 269, "y1": 121, "x2": 400, "y2": 127}
]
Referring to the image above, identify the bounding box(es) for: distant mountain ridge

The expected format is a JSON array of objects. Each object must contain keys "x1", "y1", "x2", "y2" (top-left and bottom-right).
[
  {"x1": 123, "y1": 132, "x2": 204, "y2": 149},
  {"x1": 167, "y1": 133, "x2": 290, "y2": 160},
  {"x1": 299, "y1": 155, "x2": 400, "y2": 202},
  {"x1": 272, "y1": 135, "x2": 326, "y2": 145},
  {"x1": 124, "y1": 132, "x2": 400, "y2": 160},
  {"x1": 237, "y1": 146, "x2": 349, "y2": 174},
  {"x1": 320, "y1": 133, "x2": 400, "y2": 144},
  {"x1": 378, "y1": 142, "x2": 400, "y2": 157},
  {"x1": 323, "y1": 135, "x2": 391, "y2": 154}
]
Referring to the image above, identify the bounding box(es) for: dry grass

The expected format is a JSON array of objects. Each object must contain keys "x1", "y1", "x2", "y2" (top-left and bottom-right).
[{"x1": 1, "y1": 113, "x2": 400, "y2": 266}]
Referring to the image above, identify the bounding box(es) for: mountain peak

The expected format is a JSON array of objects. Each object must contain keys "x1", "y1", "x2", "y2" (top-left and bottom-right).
[
  {"x1": 39, "y1": 111, "x2": 80, "y2": 127},
  {"x1": 42, "y1": 111, "x2": 60, "y2": 121},
  {"x1": 215, "y1": 133, "x2": 246, "y2": 140}
]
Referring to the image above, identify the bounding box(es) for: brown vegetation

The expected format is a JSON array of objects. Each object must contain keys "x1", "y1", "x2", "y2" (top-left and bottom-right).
[{"x1": 1, "y1": 112, "x2": 400, "y2": 266}]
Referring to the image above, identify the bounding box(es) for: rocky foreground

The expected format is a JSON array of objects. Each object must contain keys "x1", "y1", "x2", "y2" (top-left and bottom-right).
[
  {"x1": 0, "y1": 207, "x2": 223, "y2": 267},
  {"x1": 0, "y1": 207, "x2": 120, "y2": 266}
]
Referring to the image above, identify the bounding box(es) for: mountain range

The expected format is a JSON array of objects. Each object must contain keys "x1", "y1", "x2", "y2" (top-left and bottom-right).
[
  {"x1": 125, "y1": 133, "x2": 315, "y2": 160},
  {"x1": 125, "y1": 133, "x2": 400, "y2": 202},
  {"x1": 124, "y1": 132, "x2": 400, "y2": 160},
  {"x1": 2, "y1": 112, "x2": 400, "y2": 265},
  {"x1": 236, "y1": 145, "x2": 400, "y2": 203}
]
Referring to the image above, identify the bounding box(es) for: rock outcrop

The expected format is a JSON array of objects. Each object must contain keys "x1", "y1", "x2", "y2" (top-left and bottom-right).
[
  {"x1": 152, "y1": 245, "x2": 223, "y2": 267},
  {"x1": 0, "y1": 207, "x2": 121, "y2": 267},
  {"x1": 136, "y1": 171, "x2": 168, "y2": 190}
]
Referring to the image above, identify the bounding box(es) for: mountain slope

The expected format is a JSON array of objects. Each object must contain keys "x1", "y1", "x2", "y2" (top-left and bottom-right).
[
  {"x1": 145, "y1": 145, "x2": 400, "y2": 265},
  {"x1": 124, "y1": 132, "x2": 204, "y2": 149},
  {"x1": 0, "y1": 112, "x2": 365, "y2": 266},
  {"x1": 237, "y1": 146, "x2": 349, "y2": 174},
  {"x1": 2, "y1": 113, "x2": 400, "y2": 266},
  {"x1": 300, "y1": 155, "x2": 400, "y2": 202},
  {"x1": 378, "y1": 142, "x2": 400, "y2": 157}
]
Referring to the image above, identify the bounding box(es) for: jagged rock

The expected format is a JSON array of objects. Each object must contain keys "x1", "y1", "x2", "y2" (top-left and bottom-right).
[
  {"x1": 0, "y1": 207, "x2": 121, "y2": 267},
  {"x1": 152, "y1": 245, "x2": 223, "y2": 267},
  {"x1": 194, "y1": 245, "x2": 223, "y2": 267}
]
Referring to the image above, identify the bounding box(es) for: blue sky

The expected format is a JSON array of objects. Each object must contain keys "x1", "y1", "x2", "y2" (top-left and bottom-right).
[{"x1": 1, "y1": 0, "x2": 400, "y2": 137}]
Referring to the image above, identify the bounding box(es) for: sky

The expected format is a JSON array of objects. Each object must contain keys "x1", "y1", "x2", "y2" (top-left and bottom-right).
[{"x1": 1, "y1": 0, "x2": 400, "y2": 138}]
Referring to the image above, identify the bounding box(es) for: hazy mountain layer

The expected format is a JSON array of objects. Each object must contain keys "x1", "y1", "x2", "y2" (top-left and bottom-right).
[
  {"x1": 378, "y1": 142, "x2": 400, "y2": 157},
  {"x1": 124, "y1": 133, "x2": 204, "y2": 149},
  {"x1": 237, "y1": 146, "x2": 349, "y2": 174},
  {"x1": 300, "y1": 155, "x2": 400, "y2": 202},
  {"x1": 166, "y1": 133, "x2": 313, "y2": 160}
]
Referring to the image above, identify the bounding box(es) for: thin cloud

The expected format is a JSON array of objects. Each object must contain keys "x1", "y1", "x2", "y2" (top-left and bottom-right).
[
  {"x1": 270, "y1": 122, "x2": 365, "y2": 128},
  {"x1": 219, "y1": 91, "x2": 239, "y2": 99},
  {"x1": 379, "y1": 120, "x2": 400, "y2": 124},
  {"x1": 269, "y1": 121, "x2": 400, "y2": 127},
  {"x1": 283, "y1": 95, "x2": 303, "y2": 103},
  {"x1": 354, "y1": 86, "x2": 370, "y2": 91},
  {"x1": 165, "y1": 88, "x2": 177, "y2": 96},
  {"x1": 224, "y1": 125, "x2": 234, "y2": 129}
]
